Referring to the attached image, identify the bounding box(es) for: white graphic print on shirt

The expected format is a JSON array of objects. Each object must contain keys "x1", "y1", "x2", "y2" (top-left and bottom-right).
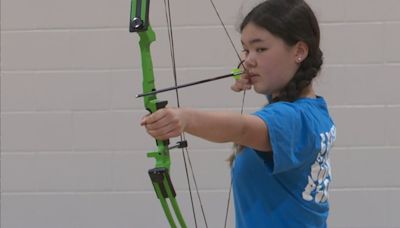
[{"x1": 302, "y1": 125, "x2": 336, "y2": 203}]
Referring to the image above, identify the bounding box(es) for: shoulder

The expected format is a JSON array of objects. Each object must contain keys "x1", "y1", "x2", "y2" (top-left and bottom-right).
[
  {"x1": 256, "y1": 100, "x2": 298, "y2": 115},
  {"x1": 257, "y1": 96, "x2": 330, "y2": 116},
  {"x1": 253, "y1": 96, "x2": 333, "y2": 135},
  {"x1": 253, "y1": 100, "x2": 303, "y2": 123}
]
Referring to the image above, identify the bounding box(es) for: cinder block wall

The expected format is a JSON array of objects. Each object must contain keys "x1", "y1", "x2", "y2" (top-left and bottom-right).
[{"x1": 1, "y1": 0, "x2": 399, "y2": 227}]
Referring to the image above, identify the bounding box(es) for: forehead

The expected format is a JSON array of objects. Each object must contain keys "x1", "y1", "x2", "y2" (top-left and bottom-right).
[{"x1": 241, "y1": 23, "x2": 278, "y2": 45}]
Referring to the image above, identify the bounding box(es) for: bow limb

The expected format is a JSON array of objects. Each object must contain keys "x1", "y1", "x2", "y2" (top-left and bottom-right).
[{"x1": 130, "y1": 0, "x2": 187, "y2": 227}]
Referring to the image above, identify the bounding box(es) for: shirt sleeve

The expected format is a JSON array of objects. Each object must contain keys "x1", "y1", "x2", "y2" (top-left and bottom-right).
[{"x1": 253, "y1": 103, "x2": 316, "y2": 174}]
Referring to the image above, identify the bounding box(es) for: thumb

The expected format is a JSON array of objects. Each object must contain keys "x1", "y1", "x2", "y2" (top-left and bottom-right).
[
  {"x1": 140, "y1": 117, "x2": 147, "y2": 126},
  {"x1": 140, "y1": 113, "x2": 151, "y2": 126}
]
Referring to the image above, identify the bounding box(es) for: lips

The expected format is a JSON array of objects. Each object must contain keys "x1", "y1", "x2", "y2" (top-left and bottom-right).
[{"x1": 247, "y1": 73, "x2": 259, "y2": 83}]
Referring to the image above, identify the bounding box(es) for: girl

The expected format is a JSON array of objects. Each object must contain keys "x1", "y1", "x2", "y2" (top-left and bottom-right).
[{"x1": 141, "y1": 0, "x2": 336, "y2": 227}]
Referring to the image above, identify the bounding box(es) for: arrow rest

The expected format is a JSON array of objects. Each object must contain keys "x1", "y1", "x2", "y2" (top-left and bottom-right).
[{"x1": 168, "y1": 140, "x2": 188, "y2": 150}]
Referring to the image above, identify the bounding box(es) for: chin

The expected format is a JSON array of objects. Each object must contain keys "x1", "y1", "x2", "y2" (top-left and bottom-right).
[{"x1": 253, "y1": 87, "x2": 270, "y2": 95}]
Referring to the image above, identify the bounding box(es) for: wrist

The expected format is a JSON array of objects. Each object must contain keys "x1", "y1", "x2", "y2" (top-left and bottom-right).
[{"x1": 180, "y1": 108, "x2": 192, "y2": 133}]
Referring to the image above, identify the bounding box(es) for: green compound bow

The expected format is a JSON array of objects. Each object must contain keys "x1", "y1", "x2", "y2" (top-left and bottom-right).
[{"x1": 130, "y1": 0, "x2": 245, "y2": 227}]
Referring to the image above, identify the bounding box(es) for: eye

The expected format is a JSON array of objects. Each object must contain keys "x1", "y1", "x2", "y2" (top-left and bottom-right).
[
  {"x1": 256, "y1": 48, "x2": 267, "y2": 53},
  {"x1": 241, "y1": 49, "x2": 249, "y2": 56}
]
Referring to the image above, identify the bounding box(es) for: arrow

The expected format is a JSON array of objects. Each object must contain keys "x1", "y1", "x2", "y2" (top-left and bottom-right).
[{"x1": 136, "y1": 68, "x2": 243, "y2": 98}]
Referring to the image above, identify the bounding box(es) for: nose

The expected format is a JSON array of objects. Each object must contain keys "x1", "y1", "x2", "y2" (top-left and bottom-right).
[{"x1": 243, "y1": 53, "x2": 256, "y2": 69}]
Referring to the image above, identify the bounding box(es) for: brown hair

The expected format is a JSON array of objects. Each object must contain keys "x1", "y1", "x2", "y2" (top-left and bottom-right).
[{"x1": 229, "y1": 0, "x2": 323, "y2": 166}]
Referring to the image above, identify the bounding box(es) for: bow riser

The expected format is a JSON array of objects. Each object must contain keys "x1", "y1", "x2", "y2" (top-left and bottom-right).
[{"x1": 136, "y1": 28, "x2": 171, "y2": 169}]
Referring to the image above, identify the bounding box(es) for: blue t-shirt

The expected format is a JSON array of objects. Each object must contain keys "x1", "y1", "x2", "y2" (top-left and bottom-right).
[{"x1": 232, "y1": 96, "x2": 336, "y2": 228}]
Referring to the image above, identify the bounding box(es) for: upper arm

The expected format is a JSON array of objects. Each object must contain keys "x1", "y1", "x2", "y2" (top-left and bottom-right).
[{"x1": 237, "y1": 114, "x2": 272, "y2": 152}]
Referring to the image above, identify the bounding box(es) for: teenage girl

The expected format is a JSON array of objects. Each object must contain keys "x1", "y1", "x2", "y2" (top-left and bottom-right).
[{"x1": 141, "y1": 0, "x2": 336, "y2": 227}]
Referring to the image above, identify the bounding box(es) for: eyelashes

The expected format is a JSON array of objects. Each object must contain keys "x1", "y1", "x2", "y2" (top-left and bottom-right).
[
  {"x1": 256, "y1": 48, "x2": 267, "y2": 53},
  {"x1": 241, "y1": 47, "x2": 268, "y2": 56}
]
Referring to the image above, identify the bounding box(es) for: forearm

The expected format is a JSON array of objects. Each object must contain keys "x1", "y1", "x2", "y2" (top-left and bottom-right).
[
  {"x1": 142, "y1": 107, "x2": 270, "y2": 151},
  {"x1": 182, "y1": 108, "x2": 246, "y2": 144}
]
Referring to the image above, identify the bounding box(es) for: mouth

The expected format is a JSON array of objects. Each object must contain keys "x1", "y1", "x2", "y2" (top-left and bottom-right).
[{"x1": 247, "y1": 73, "x2": 259, "y2": 83}]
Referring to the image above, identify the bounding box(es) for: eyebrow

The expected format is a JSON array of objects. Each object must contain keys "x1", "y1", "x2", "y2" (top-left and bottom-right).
[{"x1": 241, "y1": 38, "x2": 265, "y2": 45}]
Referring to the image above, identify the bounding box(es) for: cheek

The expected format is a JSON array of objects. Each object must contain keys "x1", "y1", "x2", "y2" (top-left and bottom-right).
[
  {"x1": 259, "y1": 56, "x2": 287, "y2": 80},
  {"x1": 258, "y1": 54, "x2": 298, "y2": 90},
  {"x1": 267, "y1": 53, "x2": 296, "y2": 79}
]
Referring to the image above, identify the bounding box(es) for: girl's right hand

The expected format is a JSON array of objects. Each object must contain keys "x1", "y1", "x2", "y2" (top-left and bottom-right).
[{"x1": 230, "y1": 73, "x2": 252, "y2": 92}]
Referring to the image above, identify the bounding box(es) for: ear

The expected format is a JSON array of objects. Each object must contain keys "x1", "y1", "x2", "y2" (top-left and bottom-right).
[{"x1": 294, "y1": 41, "x2": 309, "y2": 64}]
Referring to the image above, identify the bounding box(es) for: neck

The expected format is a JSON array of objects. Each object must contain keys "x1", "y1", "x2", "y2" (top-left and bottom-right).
[
  {"x1": 271, "y1": 84, "x2": 316, "y2": 101},
  {"x1": 300, "y1": 84, "x2": 316, "y2": 98}
]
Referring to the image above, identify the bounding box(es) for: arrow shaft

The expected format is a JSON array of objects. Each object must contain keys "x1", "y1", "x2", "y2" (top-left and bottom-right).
[{"x1": 136, "y1": 71, "x2": 242, "y2": 98}]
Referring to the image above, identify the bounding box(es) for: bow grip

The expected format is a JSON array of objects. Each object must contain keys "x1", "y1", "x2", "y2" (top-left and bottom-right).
[
  {"x1": 146, "y1": 99, "x2": 167, "y2": 114},
  {"x1": 148, "y1": 99, "x2": 170, "y2": 146}
]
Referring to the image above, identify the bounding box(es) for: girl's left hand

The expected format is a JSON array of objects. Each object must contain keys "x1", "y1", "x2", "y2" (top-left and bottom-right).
[{"x1": 140, "y1": 108, "x2": 186, "y2": 140}]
